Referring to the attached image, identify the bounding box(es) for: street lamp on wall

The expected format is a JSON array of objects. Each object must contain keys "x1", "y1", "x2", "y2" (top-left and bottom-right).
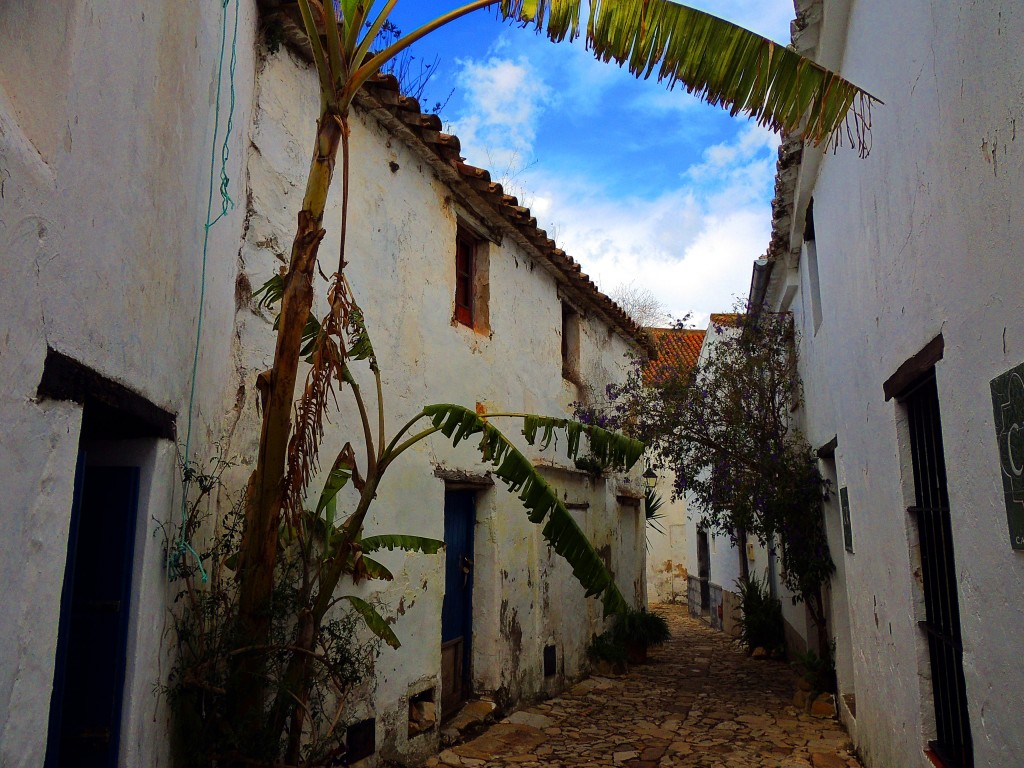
[{"x1": 642, "y1": 467, "x2": 658, "y2": 490}]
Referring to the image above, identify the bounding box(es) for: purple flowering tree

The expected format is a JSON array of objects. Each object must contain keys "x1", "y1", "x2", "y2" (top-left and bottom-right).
[{"x1": 579, "y1": 309, "x2": 834, "y2": 651}]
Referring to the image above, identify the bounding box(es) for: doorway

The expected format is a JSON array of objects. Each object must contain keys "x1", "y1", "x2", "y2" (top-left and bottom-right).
[
  {"x1": 441, "y1": 489, "x2": 476, "y2": 715},
  {"x1": 45, "y1": 454, "x2": 141, "y2": 768},
  {"x1": 696, "y1": 528, "x2": 711, "y2": 618},
  {"x1": 37, "y1": 351, "x2": 174, "y2": 768},
  {"x1": 903, "y1": 371, "x2": 973, "y2": 768}
]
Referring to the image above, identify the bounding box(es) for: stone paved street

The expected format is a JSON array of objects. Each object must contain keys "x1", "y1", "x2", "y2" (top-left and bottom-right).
[{"x1": 427, "y1": 603, "x2": 862, "y2": 768}]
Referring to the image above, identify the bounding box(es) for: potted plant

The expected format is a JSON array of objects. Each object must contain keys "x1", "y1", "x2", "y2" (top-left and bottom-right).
[
  {"x1": 614, "y1": 607, "x2": 671, "y2": 664},
  {"x1": 736, "y1": 572, "x2": 786, "y2": 658}
]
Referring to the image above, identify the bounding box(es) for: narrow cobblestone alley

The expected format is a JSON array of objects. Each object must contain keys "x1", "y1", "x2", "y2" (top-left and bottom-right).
[{"x1": 427, "y1": 604, "x2": 862, "y2": 768}]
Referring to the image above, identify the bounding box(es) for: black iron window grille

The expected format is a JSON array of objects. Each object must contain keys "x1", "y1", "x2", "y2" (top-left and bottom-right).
[{"x1": 903, "y1": 372, "x2": 973, "y2": 768}]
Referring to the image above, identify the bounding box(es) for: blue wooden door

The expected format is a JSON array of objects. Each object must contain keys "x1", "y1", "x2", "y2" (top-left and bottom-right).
[
  {"x1": 441, "y1": 490, "x2": 475, "y2": 713},
  {"x1": 46, "y1": 461, "x2": 141, "y2": 768}
]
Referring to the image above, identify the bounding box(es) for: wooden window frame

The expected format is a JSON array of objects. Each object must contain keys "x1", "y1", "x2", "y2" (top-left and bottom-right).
[{"x1": 455, "y1": 228, "x2": 476, "y2": 328}]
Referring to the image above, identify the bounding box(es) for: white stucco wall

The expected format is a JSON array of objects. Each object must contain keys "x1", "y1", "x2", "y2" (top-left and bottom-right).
[
  {"x1": 0, "y1": 1, "x2": 258, "y2": 765},
  {"x1": 0, "y1": 4, "x2": 642, "y2": 766},
  {"x1": 761, "y1": 2, "x2": 1024, "y2": 766},
  {"x1": 234, "y1": 48, "x2": 642, "y2": 762},
  {"x1": 646, "y1": 469, "x2": 690, "y2": 604}
]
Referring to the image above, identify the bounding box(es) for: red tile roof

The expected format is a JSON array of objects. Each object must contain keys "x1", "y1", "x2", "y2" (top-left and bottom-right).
[
  {"x1": 709, "y1": 313, "x2": 742, "y2": 327},
  {"x1": 643, "y1": 328, "x2": 706, "y2": 385}
]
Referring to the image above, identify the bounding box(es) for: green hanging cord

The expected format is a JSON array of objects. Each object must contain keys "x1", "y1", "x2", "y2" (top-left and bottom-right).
[
  {"x1": 211, "y1": 0, "x2": 240, "y2": 227},
  {"x1": 175, "y1": 0, "x2": 240, "y2": 582}
]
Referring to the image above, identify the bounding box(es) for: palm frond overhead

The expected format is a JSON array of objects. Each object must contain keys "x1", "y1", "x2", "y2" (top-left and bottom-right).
[
  {"x1": 501, "y1": 0, "x2": 878, "y2": 154},
  {"x1": 424, "y1": 404, "x2": 633, "y2": 615}
]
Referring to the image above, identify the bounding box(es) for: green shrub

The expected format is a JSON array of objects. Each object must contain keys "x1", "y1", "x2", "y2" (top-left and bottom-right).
[
  {"x1": 587, "y1": 607, "x2": 671, "y2": 666},
  {"x1": 736, "y1": 572, "x2": 785, "y2": 655},
  {"x1": 794, "y1": 644, "x2": 837, "y2": 694},
  {"x1": 614, "y1": 607, "x2": 671, "y2": 647},
  {"x1": 587, "y1": 630, "x2": 628, "y2": 664}
]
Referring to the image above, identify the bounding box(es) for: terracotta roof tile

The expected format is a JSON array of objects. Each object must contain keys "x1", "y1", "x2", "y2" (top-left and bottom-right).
[
  {"x1": 709, "y1": 313, "x2": 742, "y2": 326},
  {"x1": 643, "y1": 328, "x2": 706, "y2": 385}
]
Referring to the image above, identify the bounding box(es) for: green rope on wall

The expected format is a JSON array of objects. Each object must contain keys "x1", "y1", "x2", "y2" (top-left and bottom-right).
[{"x1": 174, "y1": 0, "x2": 241, "y2": 582}]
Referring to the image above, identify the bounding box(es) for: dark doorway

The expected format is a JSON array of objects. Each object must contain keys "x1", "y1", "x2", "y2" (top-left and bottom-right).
[
  {"x1": 903, "y1": 372, "x2": 973, "y2": 768},
  {"x1": 441, "y1": 489, "x2": 476, "y2": 715},
  {"x1": 37, "y1": 351, "x2": 173, "y2": 768},
  {"x1": 45, "y1": 457, "x2": 141, "y2": 768},
  {"x1": 696, "y1": 528, "x2": 711, "y2": 617}
]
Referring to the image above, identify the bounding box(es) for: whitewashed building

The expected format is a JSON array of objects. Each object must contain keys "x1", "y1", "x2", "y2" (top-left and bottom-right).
[
  {"x1": 642, "y1": 327, "x2": 704, "y2": 606},
  {"x1": 750, "y1": 1, "x2": 1024, "y2": 766},
  {"x1": 0, "y1": 3, "x2": 647, "y2": 766}
]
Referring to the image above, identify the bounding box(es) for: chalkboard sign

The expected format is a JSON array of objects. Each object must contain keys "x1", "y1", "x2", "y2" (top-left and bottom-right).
[{"x1": 990, "y1": 361, "x2": 1024, "y2": 550}]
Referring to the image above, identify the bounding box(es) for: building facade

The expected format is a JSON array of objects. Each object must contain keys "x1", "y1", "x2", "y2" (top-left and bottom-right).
[
  {"x1": 0, "y1": 3, "x2": 646, "y2": 765},
  {"x1": 643, "y1": 327, "x2": 704, "y2": 606},
  {"x1": 751, "y1": 1, "x2": 1024, "y2": 766}
]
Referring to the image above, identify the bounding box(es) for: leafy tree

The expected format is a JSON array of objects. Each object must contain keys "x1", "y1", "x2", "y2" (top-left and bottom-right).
[
  {"x1": 205, "y1": 1, "x2": 873, "y2": 763},
  {"x1": 583, "y1": 311, "x2": 834, "y2": 651}
]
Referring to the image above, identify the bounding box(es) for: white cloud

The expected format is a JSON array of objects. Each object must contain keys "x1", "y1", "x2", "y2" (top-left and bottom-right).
[
  {"x1": 450, "y1": 54, "x2": 553, "y2": 171},
  {"x1": 682, "y1": 0, "x2": 793, "y2": 41},
  {"x1": 442, "y1": 0, "x2": 793, "y2": 325},
  {"x1": 629, "y1": 86, "x2": 706, "y2": 116},
  {"x1": 516, "y1": 124, "x2": 780, "y2": 324}
]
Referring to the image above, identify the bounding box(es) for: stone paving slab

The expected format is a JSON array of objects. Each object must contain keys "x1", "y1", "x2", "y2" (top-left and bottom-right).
[{"x1": 426, "y1": 604, "x2": 862, "y2": 768}]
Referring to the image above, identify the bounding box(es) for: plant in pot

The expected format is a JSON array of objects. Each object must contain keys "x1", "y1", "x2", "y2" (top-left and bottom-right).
[
  {"x1": 736, "y1": 572, "x2": 786, "y2": 658},
  {"x1": 613, "y1": 607, "x2": 671, "y2": 664}
]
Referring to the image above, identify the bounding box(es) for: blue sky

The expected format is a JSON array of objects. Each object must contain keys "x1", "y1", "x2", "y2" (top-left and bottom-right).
[{"x1": 385, "y1": 1, "x2": 795, "y2": 327}]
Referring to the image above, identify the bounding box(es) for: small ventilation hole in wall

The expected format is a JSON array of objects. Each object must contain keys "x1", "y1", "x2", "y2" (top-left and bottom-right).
[
  {"x1": 408, "y1": 688, "x2": 436, "y2": 738},
  {"x1": 345, "y1": 717, "x2": 375, "y2": 764},
  {"x1": 544, "y1": 644, "x2": 557, "y2": 677}
]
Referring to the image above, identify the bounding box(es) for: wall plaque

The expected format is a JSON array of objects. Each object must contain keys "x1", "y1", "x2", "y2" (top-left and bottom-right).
[
  {"x1": 990, "y1": 361, "x2": 1024, "y2": 550},
  {"x1": 839, "y1": 486, "x2": 854, "y2": 553}
]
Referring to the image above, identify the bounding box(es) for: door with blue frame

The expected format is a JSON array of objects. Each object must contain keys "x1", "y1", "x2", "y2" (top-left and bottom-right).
[
  {"x1": 441, "y1": 489, "x2": 476, "y2": 715},
  {"x1": 45, "y1": 456, "x2": 141, "y2": 768}
]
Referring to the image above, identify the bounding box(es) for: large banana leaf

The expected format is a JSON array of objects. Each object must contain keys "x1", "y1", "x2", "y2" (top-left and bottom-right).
[
  {"x1": 341, "y1": 595, "x2": 402, "y2": 649},
  {"x1": 423, "y1": 404, "x2": 637, "y2": 615},
  {"x1": 521, "y1": 414, "x2": 643, "y2": 469},
  {"x1": 500, "y1": 0, "x2": 877, "y2": 152},
  {"x1": 300, "y1": 1, "x2": 873, "y2": 151}
]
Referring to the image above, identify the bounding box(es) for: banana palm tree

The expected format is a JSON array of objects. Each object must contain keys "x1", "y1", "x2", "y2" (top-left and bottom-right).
[{"x1": 225, "y1": 1, "x2": 875, "y2": 762}]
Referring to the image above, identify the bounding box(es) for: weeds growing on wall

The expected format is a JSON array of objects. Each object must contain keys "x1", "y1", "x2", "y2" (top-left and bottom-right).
[{"x1": 164, "y1": 455, "x2": 383, "y2": 765}]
